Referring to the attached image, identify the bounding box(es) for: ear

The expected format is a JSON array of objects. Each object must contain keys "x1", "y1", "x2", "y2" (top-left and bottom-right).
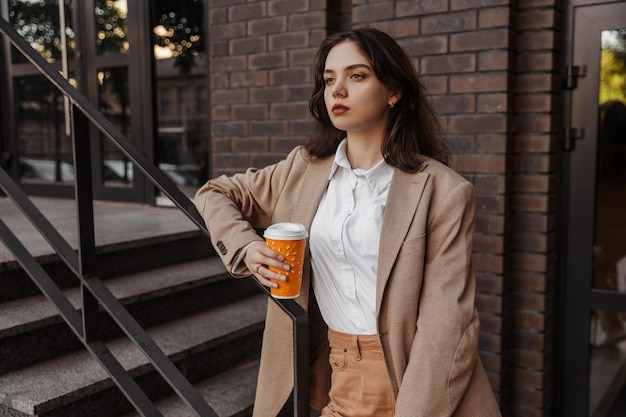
[
  {"x1": 387, "y1": 91, "x2": 402, "y2": 107},
  {"x1": 389, "y1": 91, "x2": 402, "y2": 104}
]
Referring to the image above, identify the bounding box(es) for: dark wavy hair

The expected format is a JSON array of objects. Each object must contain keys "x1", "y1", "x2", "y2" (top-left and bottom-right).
[{"x1": 303, "y1": 28, "x2": 448, "y2": 172}]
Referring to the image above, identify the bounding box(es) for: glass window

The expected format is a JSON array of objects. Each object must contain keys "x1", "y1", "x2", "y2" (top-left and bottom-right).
[
  {"x1": 8, "y1": 0, "x2": 76, "y2": 64},
  {"x1": 159, "y1": 87, "x2": 172, "y2": 115},
  {"x1": 153, "y1": 0, "x2": 208, "y2": 202},
  {"x1": 97, "y1": 66, "x2": 132, "y2": 187},
  {"x1": 590, "y1": 27, "x2": 626, "y2": 417},
  {"x1": 177, "y1": 86, "x2": 189, "y2": 116},
  {"x1": 594, "y1": 29, "x2": 626, "y2": 294},
  {"x1": 195, "y1": 86, "x2": 206, "y2": 113},
  {"x1": 94, "y1": 0, "x2": 128, "y2": 55},
  {"x1": 153, "y1": 0, "x2": 205, "y2": 74},
  {"x1": 15, "y1": 75, "x2": 75, "y2": 184}
]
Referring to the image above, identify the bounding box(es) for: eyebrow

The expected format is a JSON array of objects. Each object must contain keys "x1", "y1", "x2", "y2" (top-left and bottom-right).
[{"x1": 323, "y1": 63, "x2": 372, "y2": 74}]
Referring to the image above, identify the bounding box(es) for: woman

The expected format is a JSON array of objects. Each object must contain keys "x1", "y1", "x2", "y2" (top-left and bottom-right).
[{"x1": 195, "y1": 28, "x2": 501, "y2": 417}]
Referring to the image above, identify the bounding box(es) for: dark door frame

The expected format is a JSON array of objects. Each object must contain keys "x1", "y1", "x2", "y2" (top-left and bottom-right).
[{"x1": 556, "y1": 1, "x2": 626, "y2": 416}]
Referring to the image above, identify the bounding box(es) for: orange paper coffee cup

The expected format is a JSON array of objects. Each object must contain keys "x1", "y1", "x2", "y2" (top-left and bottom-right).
[{"x1": 263, "y1": 222, "x2": 308, "y2": 299}]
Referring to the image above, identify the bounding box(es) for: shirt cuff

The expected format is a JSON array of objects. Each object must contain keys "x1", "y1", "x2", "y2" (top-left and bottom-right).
[{"x1": 231, "y1": 240, "x2": 263, "y2": 276}]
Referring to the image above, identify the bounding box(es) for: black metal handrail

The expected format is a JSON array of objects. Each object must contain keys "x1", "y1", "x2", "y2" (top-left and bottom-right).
[{"x1": 0, "y1": 15, "x2": 308, "y2": 417}]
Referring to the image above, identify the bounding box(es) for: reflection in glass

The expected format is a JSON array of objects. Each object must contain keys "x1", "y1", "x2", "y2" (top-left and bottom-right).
[
  {"x1": 15, "y1": 75, "x2": 75, "y2": 184},
  {"x1": 8, "y1": 0, "x2": 75, "y2": 64},
  {"x1": 594, "y1": 29, "x2": 626, "y2": 295},
  {"x1": 95, "y1": 0, "x2": 128, "y2": 55},
  {"x1": 590, "y1": 308, "x2": 626, "y2": 416},
  {"x1": 153, "y1": 0, "x2": 205, "y2": 74},
  {"x1": 591, "y1": 28, "x2": 626, "y2": 417},
  {"x1": 98, "y1": 66, "x2": 131, "y2": 187},
  {"x1": 153, "y1": 0, "x2": 208, "y2": 202}
]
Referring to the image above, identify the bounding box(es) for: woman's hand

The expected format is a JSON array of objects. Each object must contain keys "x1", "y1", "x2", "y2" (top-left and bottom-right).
[{"x1": 244, "y1": 241, "x2": 291, "y2": 288}]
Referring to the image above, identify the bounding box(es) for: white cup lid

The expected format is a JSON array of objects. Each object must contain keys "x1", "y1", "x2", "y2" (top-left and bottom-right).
[{"x1": 263, "y1": 222, "x2": 308, "y2": 240}]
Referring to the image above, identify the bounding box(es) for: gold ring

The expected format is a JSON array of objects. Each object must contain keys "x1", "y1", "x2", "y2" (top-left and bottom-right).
[{"x1": 256, "y1": 265, "x2": 261, "y2": 273}]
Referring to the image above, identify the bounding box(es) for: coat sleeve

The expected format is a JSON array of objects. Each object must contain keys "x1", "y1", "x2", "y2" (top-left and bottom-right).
[
  {"x1": 395, "y1": 180, "x2": 480, "y2": 417},
  {"x1": 193, "y1": 147, "x2": 303, "y2": 276}
]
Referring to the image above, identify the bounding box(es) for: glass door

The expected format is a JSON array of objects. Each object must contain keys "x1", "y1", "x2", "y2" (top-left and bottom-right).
[
  {"x1": 3, "y1": 0, "x2": 78, "y2": 197},
  {"x1": 79, "y1": 0, "x2": 154, "y2": 202},
  {"x1": 1, "y1": 0, "x2": 156, "y2": 202},
  {"x1": 151, "y1": 0, "x2": 209, "y2": 204},
  {"x1": 559, "y1": 2, "x2": 626, "y2": 417},
  {"x1": 591, "y1": 26, "x2": 626, "y2": 417}
]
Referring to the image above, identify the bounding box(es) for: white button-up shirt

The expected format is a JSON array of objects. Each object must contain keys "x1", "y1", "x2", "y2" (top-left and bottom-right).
[{"x1": 310, "y1": 139, "x2": 394, "y2": 335}]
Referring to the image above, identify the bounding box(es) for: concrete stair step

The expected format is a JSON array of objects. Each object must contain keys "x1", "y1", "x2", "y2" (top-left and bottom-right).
[
  {"x1": 0, "y1": 230, "x2": 213, "y2": 303},
  {"x1": 122, "y1": 358, "x2": 260, "y2": 417},
  {"x1": 0, "y1": 197, "x2": 203, "y2": 272},
  {"x1": 0, "y1": 257, "x2": 260, "y2": 375},
  {"x1": 0, "y1": 294, "x2": 267, "y2": 417},
  {"x1": 0, "y1": 198, "x2": 267, "y2": 416},
  {"x1": 0, "y1": 257, "x2": 227, "y2": 338}
]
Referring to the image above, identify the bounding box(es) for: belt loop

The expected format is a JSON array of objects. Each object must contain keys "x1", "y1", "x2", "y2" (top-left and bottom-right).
[{"x1": 353, "y1": 335, "x2": 362, "y2": 361}]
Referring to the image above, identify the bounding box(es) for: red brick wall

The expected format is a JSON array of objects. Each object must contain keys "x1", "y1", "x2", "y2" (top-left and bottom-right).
[
  {"x1": 207, "y1": 1, "x2": 564, "y2": 416},
  {"x1": 509, "y1": 1, "x2": 562, "y2": 416},
  {"x1": 209, "y1": 0, "x2": 331, "y2": 176}
]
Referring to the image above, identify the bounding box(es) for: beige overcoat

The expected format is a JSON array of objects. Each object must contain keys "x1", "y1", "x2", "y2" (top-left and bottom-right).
[{"x1": 194, "y1": 146, "x2": 502, "y2": 417}]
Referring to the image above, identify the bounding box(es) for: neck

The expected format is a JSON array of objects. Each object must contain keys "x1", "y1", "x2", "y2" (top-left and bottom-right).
[{"x1": 345, "y1": 135, "x2": 384, "y2": 170}]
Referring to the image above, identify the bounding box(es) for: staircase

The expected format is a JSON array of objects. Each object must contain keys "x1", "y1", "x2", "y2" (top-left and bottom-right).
[{"x1": 0, "y1": 197, "x2": 266, "y2": 417}]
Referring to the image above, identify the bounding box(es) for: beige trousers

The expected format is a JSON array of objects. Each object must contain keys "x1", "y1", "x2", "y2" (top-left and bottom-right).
[{"x1": 321, "y1": 329, "x2": 395, "y2": 417}]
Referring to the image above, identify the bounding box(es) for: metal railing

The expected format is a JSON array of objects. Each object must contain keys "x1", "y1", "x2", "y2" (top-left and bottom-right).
[{"x1": 0, "y1": 16, "x2": 309, "y2": 417}]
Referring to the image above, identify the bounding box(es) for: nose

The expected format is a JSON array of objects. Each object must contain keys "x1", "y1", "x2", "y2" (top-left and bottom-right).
[{"x1": 331, "y1": 78, "x2": 346, "y2": 98}]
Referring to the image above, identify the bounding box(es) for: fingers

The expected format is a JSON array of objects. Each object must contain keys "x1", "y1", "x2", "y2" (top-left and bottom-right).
[{"x1": 244, "y1": 241, "x2": 291, "y2": 288}]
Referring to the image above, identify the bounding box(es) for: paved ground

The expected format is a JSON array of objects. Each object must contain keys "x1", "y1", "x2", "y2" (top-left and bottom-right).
[{"x1": 0, "y1": 196, "x2": 200, "y2": 263}]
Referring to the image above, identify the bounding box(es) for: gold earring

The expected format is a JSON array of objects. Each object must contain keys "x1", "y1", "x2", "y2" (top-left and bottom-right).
[{"x1": 389, "y1": 101, "x2": 395, "y2": 108}]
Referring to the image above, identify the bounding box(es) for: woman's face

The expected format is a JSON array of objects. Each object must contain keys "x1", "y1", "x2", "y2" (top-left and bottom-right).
[{"x1": 323, "y1": 41, "x2": 396, "y2": 139}]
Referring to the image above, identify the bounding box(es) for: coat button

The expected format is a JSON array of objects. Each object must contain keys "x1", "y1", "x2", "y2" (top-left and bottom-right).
[{"x1": 216, "y1": 240, "x2": 227, "y2": 255}]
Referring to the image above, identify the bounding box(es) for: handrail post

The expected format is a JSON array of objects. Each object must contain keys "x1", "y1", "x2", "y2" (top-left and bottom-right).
[
  {"x1": 72, "y1": 104, "x2": 99, "y2": 341},
  {"x1": 292, "y1": 305, "x2": 310, "y2": 417},
  {"x1": 253, "y1": 284, "x2": 310, "y2": 417}
]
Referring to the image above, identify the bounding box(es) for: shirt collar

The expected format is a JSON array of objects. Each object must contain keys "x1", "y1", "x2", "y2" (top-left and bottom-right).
[{"x1": 329, "y1": 139, "x2": 394, "y2": 195}]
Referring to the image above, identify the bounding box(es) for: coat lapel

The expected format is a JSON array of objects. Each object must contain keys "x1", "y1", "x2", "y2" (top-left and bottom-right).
[
  {"x1": 376, "y1": 168, "x2": 429, "y2": 313},
  {"x1": 291, "y1": 155, "x2": 333, "y2": 310},
  {"x1": 290, "y1": 156, "x2": 333, "y2": 231}
]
